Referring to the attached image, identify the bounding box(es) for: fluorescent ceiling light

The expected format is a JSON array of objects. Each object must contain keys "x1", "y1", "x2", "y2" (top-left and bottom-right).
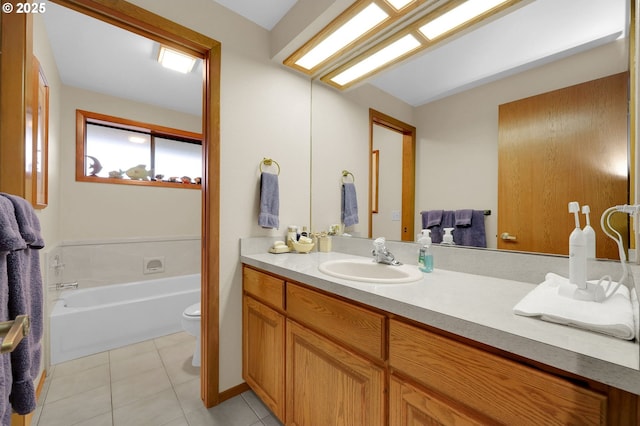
[
  {"x1": 330, "y1": 34, "x2": 421, "y2": 86},
  {"x1": 157, "y1": 46, "x2": 197, "y2": 74},
  {"x1": 386, "y1": 0, "x2": 415, "y2": 10},
  {"x1": 128, "y1": 135, "x2": 147, "y2": 144},
  {"x1": 294, "y1": 3, "x2": 389, "y2": 70},
  {"x1": 419, "y1": 0, "x2": 508, "y2": 40}
]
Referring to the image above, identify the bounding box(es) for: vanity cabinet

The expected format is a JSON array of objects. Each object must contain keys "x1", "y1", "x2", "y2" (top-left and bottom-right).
[
  {"x1": 389, "y1": 319, "x2": 607, "y2": 425},
  {"x1": 242, "y1": 264, "x2": 638, "y2": 426},
  {"x1": 242, "y1": 267, "x2": 286, "y2": 422}
]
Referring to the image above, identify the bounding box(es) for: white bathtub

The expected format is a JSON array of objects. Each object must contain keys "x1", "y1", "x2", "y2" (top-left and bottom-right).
[{"x1": 50, "y1": 274, "x2": 200, "y2": 364}]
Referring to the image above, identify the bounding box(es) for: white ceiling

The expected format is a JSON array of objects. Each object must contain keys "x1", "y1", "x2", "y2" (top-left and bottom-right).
[{"x1": 42, "y1": 0, "x2": 628, "y2": 116}]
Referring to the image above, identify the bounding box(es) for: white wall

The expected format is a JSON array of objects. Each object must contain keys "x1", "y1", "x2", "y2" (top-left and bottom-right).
[{"x1": 414, "y1": 39, "x2": 628, "y2": 248}]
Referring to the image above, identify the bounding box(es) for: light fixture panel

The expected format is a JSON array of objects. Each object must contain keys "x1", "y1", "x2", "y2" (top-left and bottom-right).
[
  {"x1": 419, "y1": 0, "x2": 509, "y2": 40},
  {"x1": 158, "y1": 46, "x2": 197, "y2": 74}
]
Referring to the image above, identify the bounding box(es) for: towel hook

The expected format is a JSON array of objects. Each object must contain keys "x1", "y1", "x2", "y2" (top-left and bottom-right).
[
  {"x1": 341, "y1": 170, "x2": 354, "y2": 183},
  {"x1": 0, "y1": 315, "x2": 29, "y2": 354},
  {"x1": 260, "y1": 158, "x2": 280, "y2": 176}
]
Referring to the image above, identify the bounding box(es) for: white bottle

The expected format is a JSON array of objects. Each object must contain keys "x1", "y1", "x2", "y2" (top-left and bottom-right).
[
  {"x1": 581, "y1": 205, "x2": 596, "y2": 259},
  {"x1": 417, "y1": 229, "x2": 433, "y2": 273},
  {"x1": 442, "y1": 228, "x2": 455, "y2": 245},
  {"x1": 568, "y1": 202, "x2": 586, "y2": 289}
]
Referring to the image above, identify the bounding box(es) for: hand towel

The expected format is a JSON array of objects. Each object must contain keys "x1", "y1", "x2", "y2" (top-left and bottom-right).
[
  {"x1": 513, "y1": 273, "x2": 635, "y2": 340},
  {"x1": 425, "y1": 210, "x2": 443, "y2": 228},
  {"x1": 453, "y1": 210, "x2": 486, "y2": 248},
  {"x1": 454, "y1": 209, "x2": 473, "y2": 226},
  {"x1": 341, "y1": 183, "x2": 359, "y2": 227},
  {"x1": 0, "y1": 194, "x2": 44, "y2": 415},
  {"x1": 258, "y1": 172, "x2": 279, "y2": 229}
]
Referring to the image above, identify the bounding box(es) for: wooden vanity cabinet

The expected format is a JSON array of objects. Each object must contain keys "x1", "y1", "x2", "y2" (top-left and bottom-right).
[
  {"x1": 242, "y1": 267, "x2": 286, "y2": 422},
  {"x1": 389, "y1": 319, "x2": 608, "y2": 425}
]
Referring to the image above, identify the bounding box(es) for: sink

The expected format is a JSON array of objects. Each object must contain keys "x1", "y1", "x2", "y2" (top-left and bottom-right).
[{"x1": 318, "y1": 259, "x2": 424, "y2": 284}]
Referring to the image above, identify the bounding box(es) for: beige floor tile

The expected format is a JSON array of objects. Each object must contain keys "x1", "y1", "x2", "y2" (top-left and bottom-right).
[
  {"x1": 154, "y1": 331, "x2": 194, "y2": 350},
  {"x1": 110, "y1": 349, "x2": 163, "y2": 382},
  {"x1": 73, "y1": 411, "x2": 113, "y2": 426},
  {"x1": 159, "y1": 342, "x2": 200, "y2": 386},
  {"x1": 45, "y1": 364, "x2": 110, "y2": 404},
  {"x1": 51, "y1": 352, "x2": 109, "y2": 379},
  {"x1": 109, "y1": 339, "x2": 157, "y2": 362},
  {"x1": 37, "y1": 384, "x2": 111, "y2": 426},
  {"x1": 111, "y1": 366, "x2": 172, "y2": 408},
  {"x1": 173, "y1": 377, "x2": 204, "y2": 414},
  {"x1": 183, "y1": 395, "x2": 260, "y2": 426},
  {"x1": 112, "y1": 388, "x2": 185, "y2": 426}
]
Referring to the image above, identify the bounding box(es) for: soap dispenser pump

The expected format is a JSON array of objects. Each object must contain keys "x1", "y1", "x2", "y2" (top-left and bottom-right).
[
  {"x1": 442, "y1": 228, "x2": 455, "y2": 245},
  {"x1": 568, "y1": 201, "x2": 587, "y2": 289},
  {"x1": 417, "y1": 229, "x2": 433, "y2": 273},
  {"x1": 581, "y1": 205, "x2": 596, "y2": 259}
]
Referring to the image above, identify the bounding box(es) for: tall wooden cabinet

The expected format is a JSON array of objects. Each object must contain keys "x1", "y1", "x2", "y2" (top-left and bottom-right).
[{"x1": 242, "y1": 264, "x2": 639, "y2": 426}]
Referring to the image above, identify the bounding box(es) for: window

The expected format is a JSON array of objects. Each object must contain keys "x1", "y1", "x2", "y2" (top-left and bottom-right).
[{"x1": 76, "y1": 110, "x2": 202, "y2": 188}]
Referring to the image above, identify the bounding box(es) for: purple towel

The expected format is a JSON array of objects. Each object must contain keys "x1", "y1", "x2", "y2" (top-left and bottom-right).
[
  {"x1": 341, "y1": 183, "x2": 359, "y2": 227},
  {"x1": 258, "y1": 172, "x2": 279, "y2": 229},
  {"x1": 425, "y1": 210, "x2": 443, "y2": 228},
  {"x1": 0, "y1": 194, "x2": 44, "y2": 415},
  {"x1": 455, "y1": 209, "x2": 473, "y2": 227},
  {"x1": 453, "y1": 210, "x2": 487, "y2": 248}
]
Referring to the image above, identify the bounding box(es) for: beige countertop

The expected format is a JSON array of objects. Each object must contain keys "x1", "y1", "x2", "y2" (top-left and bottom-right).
[{"x1": 241, "y1": 238, "x2": 640, "y2": 395}]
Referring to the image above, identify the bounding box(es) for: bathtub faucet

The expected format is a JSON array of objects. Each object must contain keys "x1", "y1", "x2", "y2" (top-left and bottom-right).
[{"x1": 49, "y1": 281, "x2": 78, "y2": 291}]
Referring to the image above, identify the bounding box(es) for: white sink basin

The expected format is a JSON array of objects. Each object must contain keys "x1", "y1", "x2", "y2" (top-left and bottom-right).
[{"x1": 318, "y1": 259, "x2": 424, "y2": 284}]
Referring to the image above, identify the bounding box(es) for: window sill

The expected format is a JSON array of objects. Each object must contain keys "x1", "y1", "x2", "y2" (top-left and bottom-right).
[{"x1": 77, "y1": 176, "x2": 202, "y2": 190}]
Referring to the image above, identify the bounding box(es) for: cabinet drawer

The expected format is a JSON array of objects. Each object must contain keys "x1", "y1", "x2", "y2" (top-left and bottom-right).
[
  {"x1": 389, "y1": 319, "x2": 607, "y2": 425},
  {"x1": 243, "y1": 266, "x2": 285, "y2": 311},
  {"x1": 286, "y1": 283, "x2": 385, "y2": 361}
]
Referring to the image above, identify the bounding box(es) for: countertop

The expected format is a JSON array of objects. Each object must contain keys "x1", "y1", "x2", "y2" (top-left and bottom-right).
[{"x1": 241, "y1": 249, "x2": 640, "y2": 395}]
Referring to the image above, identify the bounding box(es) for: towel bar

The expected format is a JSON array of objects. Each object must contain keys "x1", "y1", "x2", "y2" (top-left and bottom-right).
[
  {"x1": 0, "y1": 315, "x2": 30, "y2": 354},
  {"x1": 260, "y1": 158, "x2": 280, "y2": 175}
]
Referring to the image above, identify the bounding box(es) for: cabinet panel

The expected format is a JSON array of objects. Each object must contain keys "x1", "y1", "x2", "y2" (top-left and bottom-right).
[
  {"x1": 243, "y1": 295, "x2": 285, "y2": 422},
  {"x1": 287, "y1": 283, "x2": 385, "y2": 361},
  {"x1": 243, "y1": 266, "x2": 285, "y2": 311},
  {"x1": 389, "y1": 375, "x2": 489, "y2": 426},
  {"x1": 389, "y1": 319, "x2": 607, "y2": 425},
  {"x1": 286, "y1": 320, "x2": 384, "y2": 426}
]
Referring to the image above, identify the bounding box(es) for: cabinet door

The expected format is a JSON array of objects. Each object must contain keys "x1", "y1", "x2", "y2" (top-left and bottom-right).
[
  {"x1": 286, "y1": 320, "x2": 384, "y2": 426},
  {"x1": 390, "y1": 375, "x2": 489, "y2": 426},
  {"x1": 243, "y1": 296, "x2": 285, "y2": 422}
]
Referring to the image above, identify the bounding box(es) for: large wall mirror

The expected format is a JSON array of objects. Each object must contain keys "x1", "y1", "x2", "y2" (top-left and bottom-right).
[{"x1": 311, "y1": 0, "x2": 634, "y2": 261}]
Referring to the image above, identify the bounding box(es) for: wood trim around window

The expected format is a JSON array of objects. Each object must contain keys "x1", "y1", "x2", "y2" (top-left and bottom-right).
[{"x1": 75, "y1": 109, "x2": 203, "y2": 189}]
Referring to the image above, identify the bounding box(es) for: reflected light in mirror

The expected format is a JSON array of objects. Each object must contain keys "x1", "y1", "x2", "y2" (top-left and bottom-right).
[
  {"x1": 294, "y1": 3, "x2": 389, "y2": 70},
  {"x1": 386, "y1": 0, "x2": 416, "y2": 11},
  {"x1": 419, "y1": 0, "x2": 509, "y2": 40},
  {"x1": 330, "y1": 34, "x2": 421, "y2": 86}
]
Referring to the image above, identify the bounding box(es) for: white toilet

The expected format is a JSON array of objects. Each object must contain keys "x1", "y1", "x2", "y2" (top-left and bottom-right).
[{"x1": 181, "y1": 302, "x2": 201, "y2": 367}]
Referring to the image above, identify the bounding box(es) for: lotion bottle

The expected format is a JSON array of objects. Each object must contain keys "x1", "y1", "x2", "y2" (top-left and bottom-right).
[{"x1": 417, "y1": 229, "x2": 433, "y2": 273}]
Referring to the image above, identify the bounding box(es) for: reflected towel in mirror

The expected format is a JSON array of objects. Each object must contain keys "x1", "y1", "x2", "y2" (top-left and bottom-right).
[{"x1": 513, "y1": 273, "x2": 636, "y2": 340}]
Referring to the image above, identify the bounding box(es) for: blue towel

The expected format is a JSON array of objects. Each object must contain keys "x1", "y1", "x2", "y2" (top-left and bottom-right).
[
  {"x1": 341, "y1": 183, "x2": 359, "y2": 227},
  {"x1": 0, "y1": 194, "x2": 44, "y2": 415},
  {"x1": 258, "y1": 172, "x2": 279, "y2": 229},
  {"x1": 425, "y1": 210, "x2": 443, "y2": 228},
  {"x1": 455, "y1": 209, "x2": 473, "y2": 226},
  {"x1": 454, "y1": 210, "x2": 487, "y2": 248}
]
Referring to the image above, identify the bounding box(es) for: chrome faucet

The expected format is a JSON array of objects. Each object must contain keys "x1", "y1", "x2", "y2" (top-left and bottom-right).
[{"x1": 372, "y1": 237, "x2": 401, "y2": 265}]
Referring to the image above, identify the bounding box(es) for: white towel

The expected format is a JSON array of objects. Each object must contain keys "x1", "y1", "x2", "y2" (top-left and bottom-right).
[{"x1": 513, "y1": 273, "x2": 636, "y2": 340}]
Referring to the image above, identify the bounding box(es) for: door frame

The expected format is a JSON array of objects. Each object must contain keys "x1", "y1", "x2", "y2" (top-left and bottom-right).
[
  {"x1": 369, "y1": 109, "x2": 416, "y2": 241},
  {"x1": 0, "y1": 0, "x2": 222, "y2": 408}
]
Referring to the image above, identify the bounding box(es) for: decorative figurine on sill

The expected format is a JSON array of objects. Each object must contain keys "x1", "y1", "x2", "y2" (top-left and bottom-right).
[
  {"x1": 125, "y1": 164, "x2": 151, "y2": 180},
  {"x1": 194, "y1": 177, "x2": 201, "y2": 185},
  {"x1": 181, "y1": 176, "x2": 192, "y2": 184},
  {"x1": 154, "y1": 174, "x2": 165, "y2": 182},
  {"x1": 108, "y1": 169, "x2": 124, "y2": 179},
  {"x1": 169, "y1": 176, "x2": 179, "y2": 182},
  {"x1": 86, "y1": 155, "x2": 103, "y2": 176}
]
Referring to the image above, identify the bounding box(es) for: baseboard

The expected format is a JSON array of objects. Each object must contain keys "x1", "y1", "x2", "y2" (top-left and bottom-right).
[{"x1": 218, "y1": 382, "x2": 250, "y2": 403}]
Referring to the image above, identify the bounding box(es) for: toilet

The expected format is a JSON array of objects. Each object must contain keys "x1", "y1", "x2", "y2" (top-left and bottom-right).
[{"x1": 181, "y1": 302, "x2": 201, "y2": 367}]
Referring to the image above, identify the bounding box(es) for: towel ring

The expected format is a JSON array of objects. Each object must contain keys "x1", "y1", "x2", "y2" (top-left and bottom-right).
[
  {"x1": 260, "y1": 158, "x2": 280, "y2": 175},
  {"x1": 341, "y1": 170, "x2": 354, "y2": 183}
]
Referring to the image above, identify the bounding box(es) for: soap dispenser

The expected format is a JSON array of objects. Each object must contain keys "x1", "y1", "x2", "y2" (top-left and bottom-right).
[
  {"x1": 442, "y1": 228, "x2": 455, "y2": 245},
  {"x1": 417, "y1": 229, "x2": 433, "y2": 273},
  {"x1": 581, "y1": 205, "x2": 596, "y2": 259}
]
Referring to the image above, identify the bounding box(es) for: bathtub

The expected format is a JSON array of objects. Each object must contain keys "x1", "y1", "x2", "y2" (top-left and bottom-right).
[{"x1": 50, "y1": 274, "x2": 200, "y2": 364}]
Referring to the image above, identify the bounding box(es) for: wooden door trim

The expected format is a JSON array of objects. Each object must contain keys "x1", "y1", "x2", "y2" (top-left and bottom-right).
[
  {"x1": 369, "y1": 109, "x2": 416, "y2": 241},
  {"x1": 49, "y1": 0, "x2": 221, "y2": 407}
]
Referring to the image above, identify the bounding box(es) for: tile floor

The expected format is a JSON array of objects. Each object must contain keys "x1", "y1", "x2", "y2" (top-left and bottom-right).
[{"x1": 33, "y1": 332, "x2": 283, "y2": 426}]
